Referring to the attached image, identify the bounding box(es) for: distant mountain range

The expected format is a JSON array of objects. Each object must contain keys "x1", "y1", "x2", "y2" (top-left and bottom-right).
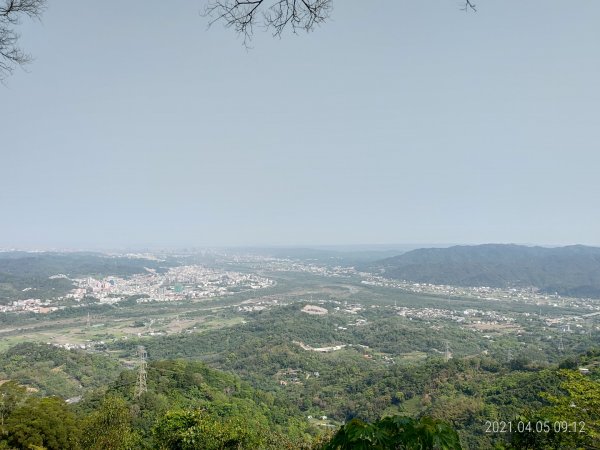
[{"x1": 369, "y1": 244, "x2": 600, "y2": 298}]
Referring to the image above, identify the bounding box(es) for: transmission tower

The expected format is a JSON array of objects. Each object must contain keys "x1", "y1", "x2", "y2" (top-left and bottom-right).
[
  {"x1": 86, "y1": 312, "x2": 91, "y2": 328},
  {"x1": 558, "y1": 334, "x2": 565, "y2": 352},
  {"x1": 134, "y1": 346, "x2": 147, "y2": 398},
  {"x1": 444, "y1": 341, "x2": 452, "y2": 362}
]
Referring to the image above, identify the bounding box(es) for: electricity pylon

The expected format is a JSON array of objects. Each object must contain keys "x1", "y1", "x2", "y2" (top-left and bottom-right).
[
  {"x1": 444, "y1": 341, "x2": 452, "y2": 361},
  {"x1": 558, "y1": 334, "x2": 565, "y2": 352},
  {"x1": 134, "y1": 346, "x2": 147, "y2": 398}
]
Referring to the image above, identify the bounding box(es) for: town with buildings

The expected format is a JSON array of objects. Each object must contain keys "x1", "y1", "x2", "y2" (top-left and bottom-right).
[
  {"x1": 359, "y1": 273, "x2": 600, "y2": 312},
  {"x1": 68, "y1": 265, "x2": 274, "y2": 304},
  {"x1": 2, "y1": 254, "x2": 598, "y2": 342},
  {"x1": 0, "y1": 265, "x2": 274, "y2": 314}
]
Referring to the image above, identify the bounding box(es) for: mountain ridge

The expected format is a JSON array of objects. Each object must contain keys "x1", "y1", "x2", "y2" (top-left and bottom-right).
[{"x1": 370, "y1": 244, "x2": 600, "y2": 298}]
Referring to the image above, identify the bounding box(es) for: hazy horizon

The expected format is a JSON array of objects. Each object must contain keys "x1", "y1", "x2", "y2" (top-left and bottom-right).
[
  {"x1": 2, "y1": 241, "x2": 599, "y2": 254},
  {"x1": 2, "y1": 1, "x2": 599, "y2": 249}
]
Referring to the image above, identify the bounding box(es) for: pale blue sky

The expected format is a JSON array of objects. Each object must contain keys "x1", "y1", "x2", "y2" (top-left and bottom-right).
[{"x1": 1, "y1": 1, "x2": 599, "y2": 249}]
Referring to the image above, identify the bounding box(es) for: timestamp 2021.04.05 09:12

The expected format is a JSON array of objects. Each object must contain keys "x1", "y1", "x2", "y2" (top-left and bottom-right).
[{"x1": 485, "y1": 420, "x2": 586, "y2": 434}]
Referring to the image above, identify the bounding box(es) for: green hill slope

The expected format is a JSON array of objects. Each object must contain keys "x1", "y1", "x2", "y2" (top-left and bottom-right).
[
  {"x1": 0, "y1": 342, "x2": 122, "y2": 398},
  {"x1": 371, "y1": 244, "x2": 600, "y2": 297}
]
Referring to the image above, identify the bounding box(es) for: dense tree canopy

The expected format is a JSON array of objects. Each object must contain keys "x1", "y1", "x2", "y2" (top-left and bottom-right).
[
  {"x1": 3, "y1": 396, "x2": 80, "y2": 450},
  {"x1": 324, "y1": 416, "x2": 462, "y2": 450},
  {"x1": 0, "y1": 343, "x2": 599, "y2": 449},
  {"x1": 80, "y1": 396, "x2": 140, "y2": 450}
]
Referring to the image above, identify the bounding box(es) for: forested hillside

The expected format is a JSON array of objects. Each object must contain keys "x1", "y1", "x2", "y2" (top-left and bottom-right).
[
  {"x1": 0, "y1": 342, "x2": 122, "y2": 398},
  {"x1": 1, "y1": 342, "x2": 598, "y2": 449},
  {"x1": 371, "y1": 244, "x2": 600, "y2": 297}
]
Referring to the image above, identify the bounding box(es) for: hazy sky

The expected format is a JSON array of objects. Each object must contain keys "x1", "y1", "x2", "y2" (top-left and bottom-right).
[{"x1": 1, "y1": 1, "x2": 599, "y2": 249}]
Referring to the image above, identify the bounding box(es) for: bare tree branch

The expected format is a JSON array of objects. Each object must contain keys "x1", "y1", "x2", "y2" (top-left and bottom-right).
[
  {"x1": 204, "y1": 0, "x2": 332, "y2": 46},
  {"x1": 2, "y1": 1, "x2": 480, "y2": 79},
  {"x1": 205, "y1": 1, "x2": 479, "y2": 45},
  {"x1": 0, "y1": 0, "x2": 45, "y2": 80},
  {"x1": 461, "y1": 1, "x2": 476, "y2": 12}
]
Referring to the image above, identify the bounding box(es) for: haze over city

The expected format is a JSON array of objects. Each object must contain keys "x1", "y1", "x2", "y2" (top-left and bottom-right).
[{"x1": 2, "y1": 1, "x2": 599, "y2": 249}]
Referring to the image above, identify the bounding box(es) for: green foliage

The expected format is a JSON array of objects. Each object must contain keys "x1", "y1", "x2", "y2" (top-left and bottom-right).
[
  {"x1": 153, "y1": 409, "x2": 261, "y2": 450},
  {"x1": 540, "y1": 370, "x2": 600, "y2": 447},
  {"x1": 111, "y1": 304, "x2": 494, "y2": 424},
  {"x1": 87, "y1": 359, "x2": 318, "y2": 449},
  {"x1": 0, "y1": 342, "x2": 122, "y2": 398},
  {"x1": 557, "y1": 357, "x2": 578, "y2": 370},
  {"x1": 103, "y1": 305, "x2": 595, "y2": 448},
  {"x1": 503, "y1": 412, "x2": 572, "y2": 450},
  {"x1": 0, "y1": 381, "x2": 27, "y2": 427},
  {"x1": 80, "y1": 396, "x2": 140, "y2": 450},
  {"x1": 0, "y1": 321, "x2": 597, "y2": 449},
  {"x1": 0, "y1": 346, "x2": 597, "y2": 449},
  {"x1": 2, "y1": 396, "x2": 80, "y2": 450},
  {"x1": 153, "y1": 408, "x2": 319, "y2": 450},
  {"x1": 324, "y1": 416, "x2": 461, "y2": 450}
]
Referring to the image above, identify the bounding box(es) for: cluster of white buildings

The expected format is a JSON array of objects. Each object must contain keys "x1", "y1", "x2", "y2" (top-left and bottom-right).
[
  {"x1": 50, "y1": 341, "x2": 103, "y2": 351},
  {"x1": 0, "y1": 298, "x2": 59, "y2": 314},
  {"x1": 393, "y1": 306, "x2": 515, "y2": 327},
  {"x1": 1, "y1": 264, "x2": 275, "y2": 313},
  {"x1": 68, "y1": 265, "x2": 274, "y2": 304},
  {"x1": 361, "y1": 275, "x2": 600, "y2": 312},
  {"x1": 246, "y1": 258, "x2": 356, "y2": 278}
]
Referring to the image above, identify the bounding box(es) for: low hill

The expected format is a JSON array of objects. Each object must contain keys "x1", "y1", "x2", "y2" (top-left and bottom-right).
[
  {"x1": 0, "y1": 342, "x2": 122, "y2": 398},
  {"x1": 370, "y1": 244, "x2": 600, "y2": 298}
]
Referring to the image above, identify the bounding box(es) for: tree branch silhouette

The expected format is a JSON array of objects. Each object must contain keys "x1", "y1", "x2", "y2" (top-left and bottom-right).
[
  {"x1": 205, "y1": 1, "x2": 478, "y2": 45},
  {"x1": 204, "y1": 0, "x2": 332, "y2": 46},
  {"x1": 0, "y1": 0, "x2": 45, "y2": 80}
]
